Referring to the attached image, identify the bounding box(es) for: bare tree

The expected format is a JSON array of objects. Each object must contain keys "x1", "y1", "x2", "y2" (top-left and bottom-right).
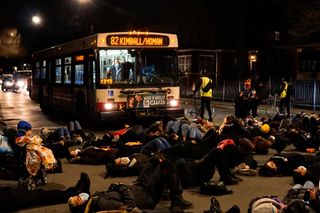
[
  {"x1": 0, "y1": 28, "x2": 26, "y2": 58},
  {"x1": 276, "y1": 0, "x2": 320, "y2": 42}
]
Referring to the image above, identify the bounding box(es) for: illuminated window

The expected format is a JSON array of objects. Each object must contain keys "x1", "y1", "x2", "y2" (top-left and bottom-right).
[
  {"x1": 55, "y1": 59, "x2": 62, "y2": 83},
  {"x1": 56, "y1": 59, "x2": 61, "y2": 65},
  {"x1": 92, "y1": 62, "x2": 96, "y2": 84},
  {"x1": 75, "y1": 55, "x2": 84, "y2": 61},
  {"x1": 35, "y1": 61, "x2": 41, "y2": 79},
  {"x1": 178, "y1": 55, "x2": 192, "y2": 74},
  {"x1": 40, "y1": 60, "x2": 46, "y2": 79},
  {"x1": 64, "y1": 57, "x2": 72, "y2": 64},
  {"x1": 64, "y1": 57, "x2": 72, "y2": 84},
  {"x1": 64, "y1": 65, "x2": 71, "y2": 84},
  {"x1": 75, "y1": 64, "x2": 84, "y2": 85}
]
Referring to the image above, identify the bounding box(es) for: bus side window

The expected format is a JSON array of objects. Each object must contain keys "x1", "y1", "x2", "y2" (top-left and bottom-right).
[{"x1": 75, "y1": 64, "x2": 84, "y2": 85}]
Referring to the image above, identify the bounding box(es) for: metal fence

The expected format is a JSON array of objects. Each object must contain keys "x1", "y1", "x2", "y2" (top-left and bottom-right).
[{"x1": 180, "y1": 77, "x2": 320, "y2": 110}]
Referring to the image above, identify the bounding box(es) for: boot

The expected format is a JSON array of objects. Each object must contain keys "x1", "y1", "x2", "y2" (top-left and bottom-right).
[
  {"x1": 219, "y1": 174, "x2": 239, "y2": 185},
  {"x1": 76, "y1": 172, "x2": 91, "y2": 194}
]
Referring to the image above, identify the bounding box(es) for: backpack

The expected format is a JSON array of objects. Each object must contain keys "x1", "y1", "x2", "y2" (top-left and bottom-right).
[
  {"x1": 202, "y1": 80, "x2": 212, "y2": 93},
  {"x1": 286, "y1": 84, "x2": 294, "y2": 96}
]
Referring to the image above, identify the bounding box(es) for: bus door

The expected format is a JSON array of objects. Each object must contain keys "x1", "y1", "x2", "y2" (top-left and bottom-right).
[
  {"x1": 72, "y1": 54, "x2": 88, "y2": 117},
  {"x1": 87, "y1": 53, "x2": 97, "y2": 117}
]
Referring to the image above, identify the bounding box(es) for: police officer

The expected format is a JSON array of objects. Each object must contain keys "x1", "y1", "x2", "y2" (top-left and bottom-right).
[{"x1": 193, "y1": 70, "x2": 213, "y2": 122}]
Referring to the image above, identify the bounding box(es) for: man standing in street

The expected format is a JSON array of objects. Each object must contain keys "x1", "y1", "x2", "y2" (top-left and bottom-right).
[
  {"x1": 278, "y1": 77, "x2": 291, "y2": 117},
  {"x1": 193, "y1": 69, "x2": 213, "y2": 122}
]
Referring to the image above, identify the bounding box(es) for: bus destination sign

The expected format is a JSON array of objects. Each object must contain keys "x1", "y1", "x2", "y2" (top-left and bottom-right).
[{"x1": 106, "y1": 35, "x2": 170, "y2": 47}]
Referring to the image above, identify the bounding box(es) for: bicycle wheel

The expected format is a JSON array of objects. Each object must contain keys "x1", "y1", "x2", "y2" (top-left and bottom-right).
[
  {"x1": 264, "y1": 94, "x2": 278, "y2": 118},
  {"x1": 184, "y1": 99, "x2": 199, "y2": 119},
  {"x1": 211, "y1": 106, "x2": 217, "y2": 119}
]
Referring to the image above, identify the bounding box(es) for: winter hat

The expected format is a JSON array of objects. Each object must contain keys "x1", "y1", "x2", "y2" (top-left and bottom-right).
[
  {"x1": 17, "y1": 120, "x2": 32, "y2": 137},
  {"x1": 251, "y1": 198, "x2": 282, "y2": 213}
]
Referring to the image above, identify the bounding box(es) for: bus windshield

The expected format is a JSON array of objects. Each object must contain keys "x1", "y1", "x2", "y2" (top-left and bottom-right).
[{"x1": 99, "y1": 49, "x2": 178, "y2": 85}]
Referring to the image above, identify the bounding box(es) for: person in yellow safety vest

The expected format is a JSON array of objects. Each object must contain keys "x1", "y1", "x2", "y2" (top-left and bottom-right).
[
  {"x1": 193, "y1": 69, "x2": 213, "y2": 122},
  {"x1": 278, "y1": 78, "x2": 290, "y2": 117}
]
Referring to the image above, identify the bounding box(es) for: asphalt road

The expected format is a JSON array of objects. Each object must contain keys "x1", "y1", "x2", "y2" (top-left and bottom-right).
[{"x1": 0, "y1": 91, "x2": 318, "y2": 213}]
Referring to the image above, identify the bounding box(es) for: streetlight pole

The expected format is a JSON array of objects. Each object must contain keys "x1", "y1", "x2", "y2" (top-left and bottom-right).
[{"x1": 77, "y1": 0, "x2": 93, "y2": 35}]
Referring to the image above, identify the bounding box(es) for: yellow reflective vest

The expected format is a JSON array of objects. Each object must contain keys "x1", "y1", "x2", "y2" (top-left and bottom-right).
[
  {"x1": 200, "y1": 76, "x2": 213, "y2": 98},
  {"x1": 280, "y1": 81, "x2": 288, "y2": 99}
]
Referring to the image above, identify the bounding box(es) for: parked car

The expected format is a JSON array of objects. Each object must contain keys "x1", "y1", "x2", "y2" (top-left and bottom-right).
[{"x1": 2, "y1": 74, "x2": 17, "y2": 91}]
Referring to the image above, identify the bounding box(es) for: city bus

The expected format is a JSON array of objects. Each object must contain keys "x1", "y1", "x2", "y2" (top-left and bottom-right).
[{"x1": 30, "y1": 31, "x2": 184, "y2": 124}]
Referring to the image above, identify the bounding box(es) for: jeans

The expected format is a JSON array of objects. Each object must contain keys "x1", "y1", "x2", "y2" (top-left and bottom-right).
[
  {"x1": 47, "y1": 127, "x2": 70, "y2": 143},
  {"x1": 69, "y1": 121, "x2": 82, "y2": 132},
  {"x1": 292, "y1": 181, "x2": 315, "y2": 190},
  {"x1": 188, "y1": 123, "x2": 204, "y2": 141},
  {"x1": 166, "y1": 120, "x2": 181, "y2": 134},
  {"x1": 140, "y1": 137, "x2": 172, "y2": 154}
]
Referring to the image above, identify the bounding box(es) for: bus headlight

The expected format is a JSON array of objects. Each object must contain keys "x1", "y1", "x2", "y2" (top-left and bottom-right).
[
  {"x1": 16, "y1": 80, "x2": 25, "y2": 88},
  {"x1": 104, "y1": 102, "x2": 114, "y2": 110},
  {"x1": 169, "y1": 99, "x2": 179, "y2": 107}
]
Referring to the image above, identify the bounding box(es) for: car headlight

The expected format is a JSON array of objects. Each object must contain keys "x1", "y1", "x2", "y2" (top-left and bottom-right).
[{"x1": 16, "y1": 80, "x2": 25, "y2": 88}]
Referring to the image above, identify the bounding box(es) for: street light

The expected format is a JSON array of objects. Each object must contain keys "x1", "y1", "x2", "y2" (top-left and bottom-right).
[
  {"x1": 78, "y1": 0, "x2": 90, "y2": 4},
  {"x1": 32, "y1": 15, "x2": 42, "y2": 25}
]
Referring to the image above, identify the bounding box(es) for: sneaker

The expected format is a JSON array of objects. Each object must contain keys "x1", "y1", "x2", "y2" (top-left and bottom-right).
[
  {"x1": 171, "y1": 197, "x2": 193, "y2": 209},
  {"x1": 36, "y1": 168, "x2": 47, "y2": 186},
  {"x1": 18, "y1": 176, "x2": 37, "y2": 191},
  {"x1": 26, "y1": 176, "x2": 37, "y2": 191}
]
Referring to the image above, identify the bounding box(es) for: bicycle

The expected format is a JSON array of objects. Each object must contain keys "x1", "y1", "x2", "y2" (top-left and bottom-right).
[
  {"x1": 264, "y1": 94, "x2": 280, "y2": 118},
  {"x1": 184, "y1": 94, "x2": 216, "y2": 121}
]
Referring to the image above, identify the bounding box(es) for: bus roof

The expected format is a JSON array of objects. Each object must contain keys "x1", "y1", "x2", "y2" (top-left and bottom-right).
[{"x1": 32, "y1": 32, "x2": 178, "y2": 59}]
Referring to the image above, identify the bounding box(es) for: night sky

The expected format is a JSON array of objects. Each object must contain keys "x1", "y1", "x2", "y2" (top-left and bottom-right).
[{"x1": 0, "y1": 0, "x2": 319, "y2": 66}]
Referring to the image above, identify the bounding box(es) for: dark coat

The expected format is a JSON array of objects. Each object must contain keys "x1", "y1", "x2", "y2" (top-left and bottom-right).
[{"x1": 89, "y1": 183, "x2": 136, "y2": 212}]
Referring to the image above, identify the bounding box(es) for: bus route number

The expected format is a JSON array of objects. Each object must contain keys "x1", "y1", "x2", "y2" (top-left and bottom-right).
[{"x1": 107, "y1": 35, "x2": 168, "y2": 47}]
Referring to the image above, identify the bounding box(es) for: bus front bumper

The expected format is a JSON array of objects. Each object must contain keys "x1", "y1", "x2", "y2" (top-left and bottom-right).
[{"x1": 98, "y1": 107, "x2": 184, "y2": 122}]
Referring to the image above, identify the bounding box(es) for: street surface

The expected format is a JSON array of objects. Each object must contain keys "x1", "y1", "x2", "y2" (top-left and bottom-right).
[{"x1": 0, "y1": 90, "x2": 317, "y2": 212}]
